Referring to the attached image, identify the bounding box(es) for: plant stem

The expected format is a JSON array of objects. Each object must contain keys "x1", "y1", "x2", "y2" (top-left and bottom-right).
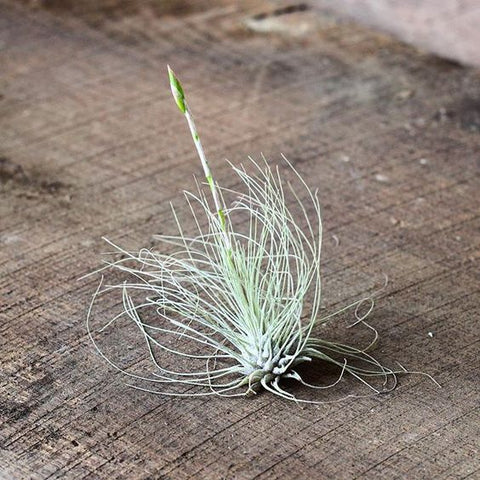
[
  {"x1": 168, "y1": 65, "x2": 231, "y2": 250},
  {"x1": 167, "y1": 66, "x2": 264, "y2": 346}
]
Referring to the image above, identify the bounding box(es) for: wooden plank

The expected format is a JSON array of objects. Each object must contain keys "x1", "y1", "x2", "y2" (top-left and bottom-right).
[{"x1": 1, "y1": 1, "x2": 479, "y2": 479}]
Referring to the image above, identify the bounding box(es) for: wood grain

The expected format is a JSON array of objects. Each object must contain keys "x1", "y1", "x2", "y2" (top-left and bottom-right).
[{"x1": 1, "y1": 1, "x2": 479, "y2": 479}]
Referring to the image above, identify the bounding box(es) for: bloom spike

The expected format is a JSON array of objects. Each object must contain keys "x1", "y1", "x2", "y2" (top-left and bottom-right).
[
  {"x1": 168, "y1": 65, "x2": 186, "y2": 113},
  {"x1": 167, "y1": 66, "x2": 230, "y2": 246}
]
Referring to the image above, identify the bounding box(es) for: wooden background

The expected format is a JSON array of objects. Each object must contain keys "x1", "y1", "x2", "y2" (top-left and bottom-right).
[
  {"x1": 1, "y1": 1, "x2": 479, "y2": 478},
  {"x1": 311, "y1": 0, "x2": 480, "y2": 68}
]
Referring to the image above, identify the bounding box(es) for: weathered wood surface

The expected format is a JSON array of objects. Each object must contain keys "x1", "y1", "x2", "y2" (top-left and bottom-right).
[{"x1": 1, "y1": 1, "x2": 479, "y2": 479}]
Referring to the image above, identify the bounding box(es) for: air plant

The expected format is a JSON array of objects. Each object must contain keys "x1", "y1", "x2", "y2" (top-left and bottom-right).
[{"x1": 87, "y1": 67, "x2": 435, "y2": 403}]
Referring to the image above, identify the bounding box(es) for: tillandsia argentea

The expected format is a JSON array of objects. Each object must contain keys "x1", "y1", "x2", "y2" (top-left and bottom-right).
[{"x1": 86, "y1": 66, "x2": 437, "y2": 403}]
